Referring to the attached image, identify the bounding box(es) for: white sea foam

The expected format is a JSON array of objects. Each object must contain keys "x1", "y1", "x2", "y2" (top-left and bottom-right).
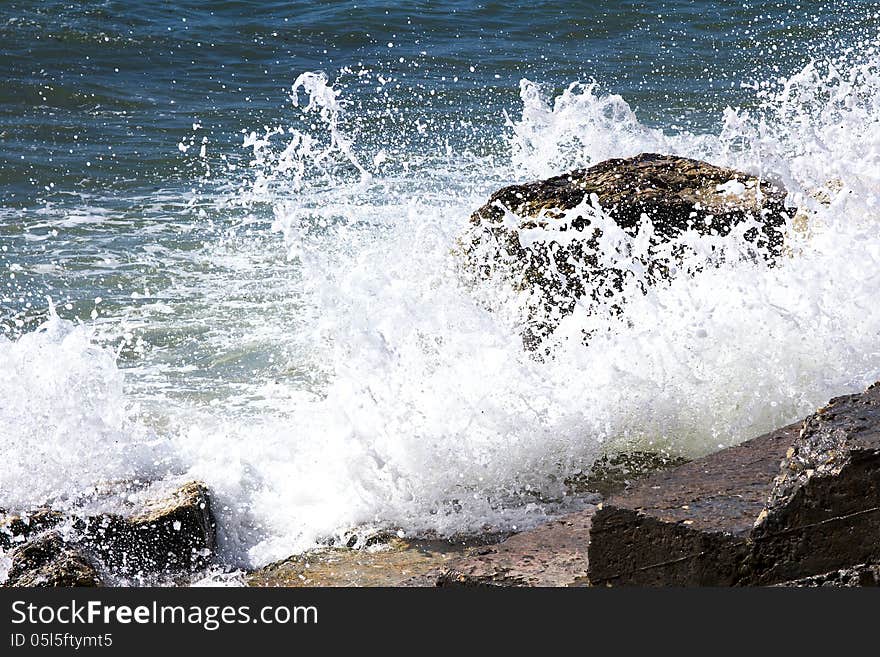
[
  {"x1": 0, "y1": 309, "x2": 165, "y2": 510},
  {"x1": 4, "y1": 52, "x2": 880, "y2": 570}
]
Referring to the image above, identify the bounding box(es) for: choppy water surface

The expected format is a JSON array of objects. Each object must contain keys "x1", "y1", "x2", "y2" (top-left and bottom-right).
[{"x1": 2, "y1": 2, "x2": 880, "y2": 568}]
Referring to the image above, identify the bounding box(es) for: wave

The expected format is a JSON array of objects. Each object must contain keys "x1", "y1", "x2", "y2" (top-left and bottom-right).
[{"x1": 4, "y1": 47, "x2": 880, "y2": 569}]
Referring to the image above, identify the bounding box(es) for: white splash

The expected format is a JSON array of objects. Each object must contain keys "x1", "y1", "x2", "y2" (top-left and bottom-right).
[
  {"x1": 291, "y1": 71, "x2": 372, "y2": 182},
  {"x1": 5, "y1": 53, "x2": 880, "y2": 570},
  {"x1": 0, "y1": 310, "x2": 165, "y2": 510}
]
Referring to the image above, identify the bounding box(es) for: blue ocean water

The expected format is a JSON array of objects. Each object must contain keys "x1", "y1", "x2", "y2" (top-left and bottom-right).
[
  {"x1": 2, "y1": 2, "x2": 880, "y2": 570},
  {"x1": 2, "y1": 2, "x2": 871, "y2": 203}
]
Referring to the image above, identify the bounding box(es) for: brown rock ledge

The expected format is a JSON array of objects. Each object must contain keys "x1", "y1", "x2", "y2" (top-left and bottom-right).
[
  {"x1": 588, "y1": 383, "x2": 880, "y2": 585},
  {"x1": 436, "y1": 507, "x2": 596, "y2": 587}
]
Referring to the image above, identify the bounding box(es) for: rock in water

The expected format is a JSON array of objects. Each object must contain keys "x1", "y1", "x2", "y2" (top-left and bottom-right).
[
  {"x1": 82, "y1": 481, "x2": 216, "y2": 574},
  {"x1": 4, "y1": 533, "x2": 101, "y2": 587},
  {"x1": 459, "y1": 153, "x2": 792, "y2": 347},
  {"x1": 0, "y1": 508, "x2": 65, "y2": 550},
  {"x1": 2, "y1": 481, "x2": 216, "y2": 585}
]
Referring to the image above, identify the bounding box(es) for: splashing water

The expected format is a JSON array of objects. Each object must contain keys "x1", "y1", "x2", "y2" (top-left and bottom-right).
[
  {"x1": 4, "y1": 44, "x2": 880, "y2": 570},
  {"x1": 290, "y1": 71, "x2": 372, "y2": 183},
  {"x1": 0, "y1": 307, "x2": 165, "y2": 510}
]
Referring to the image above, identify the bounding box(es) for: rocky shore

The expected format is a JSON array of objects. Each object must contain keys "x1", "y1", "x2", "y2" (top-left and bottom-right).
[
  {"x1": 418, "y1": 383, "x2": 880, "y2": 587},
  {"x1": 4, "y1": 153, "x2": 877, "y2": 588},
  {"x1": 246, "y1": 383, "x2": 880, "y2": 587}
]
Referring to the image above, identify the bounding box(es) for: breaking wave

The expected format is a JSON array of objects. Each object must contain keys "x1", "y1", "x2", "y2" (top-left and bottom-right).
[{"x1": 4, "y1": 45, "x2": 880, "y2": 568}]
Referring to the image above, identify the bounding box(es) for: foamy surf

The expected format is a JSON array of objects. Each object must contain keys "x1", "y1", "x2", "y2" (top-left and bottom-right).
[{"x1": 3, "y1": 43, "x2": 880, "y2": 572}]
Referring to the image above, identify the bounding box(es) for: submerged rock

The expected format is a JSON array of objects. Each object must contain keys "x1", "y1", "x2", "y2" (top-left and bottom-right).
[
  {"x1": 4, "y1": 533, "x2": 101, "y2": 587},
  {"x1": 588, "y1": 383, "x2": 880, "y2": 585},
  {"x1": 459, "y1": 153, "x2": 792, "y2": 347},
  {"x1": 248, "y1": 537, "x2": 484, "y2": 587}
]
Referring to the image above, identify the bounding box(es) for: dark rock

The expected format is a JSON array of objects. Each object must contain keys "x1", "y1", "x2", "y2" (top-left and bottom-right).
[
  {"x1": 587, "y1": 424, "x2": 797, "y2": 586},
  {"x1": 777, "y1": 564, "x2": 880, "y2": 587},
  {"x1": 436, "y1": 506, "x2": 597, "y2": 587},
  {"x1": 4, "y1": 533, "x2": 101, "y2": 587},
  {"x1": 2, "y1": 481, "x2": 217, "y2": 585},
  {"x1": 459, "y1": 153, "x2": 792, "y2": 347},
  {"x1": 1, "y1": 508, "x2": 65, "y2": 550},
  {"x1": 81, "y1": 481, "x2": 216, "y2": 574},
  {"x1": 749, "y1": 384, "x2": 880, "y2": 583},
  {"x1": 588, "y1": 383, "x2": 880, "y2": 585}
]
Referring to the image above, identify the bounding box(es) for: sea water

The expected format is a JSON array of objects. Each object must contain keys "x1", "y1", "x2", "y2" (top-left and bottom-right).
[{"x1": 2, "y1": 1, "x2": 880, "y2": 570}]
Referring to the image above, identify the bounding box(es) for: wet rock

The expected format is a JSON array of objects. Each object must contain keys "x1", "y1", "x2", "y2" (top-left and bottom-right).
[
  {"x1": 565, "y1": 451, "x2": 689, "y2": 498},
  {"x1": 4, "y1": 533, "x2": 101, "y2": 587},
  {"x1": 2, "y1": 481, "x2": 216, "y2": 585},
  {"x1": 749, "y1": 384, "x2": 880, "y2": 583},
  {"x1": 587, "y1": 424, "x2": 797, "y2": 586},
  {"x1": 248, "y1": 538, "x2": 479, "y2": 587},
  {"x1": 436, "y1": 506, "x2": 597, "y2": 587},
  {"x1": 588, "y1": 383, "x2": 880, "y2": 585},
  {"x1": 459, "y1": 153, "x2": 792, "y2": 347},
  {"x1": 81, "y1": 481, "x2": 216, "y2": 574},
  {"x1": 0, "y1": 508, "x2": 65, "y2": 550},
  {"x1": 777, "y1": 563, "x2": 880, "y2": 587},
  {"x1": 428, "y1": 452, "x2": 688, "y2": 586}
]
